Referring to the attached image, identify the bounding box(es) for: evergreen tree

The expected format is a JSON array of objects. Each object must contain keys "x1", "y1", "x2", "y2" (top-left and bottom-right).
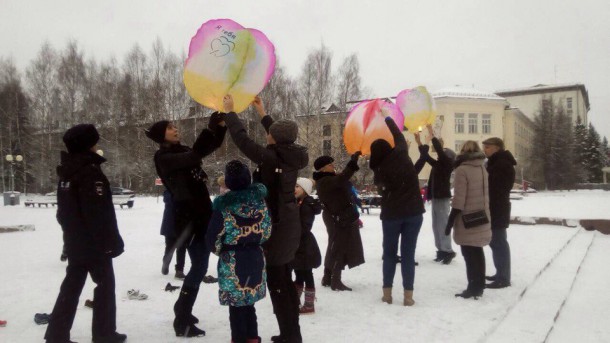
[
  {"x1": 601, "y1": 136, "x2": 609, "y2": 168},
  {"x1": 585, "y1": 124, "x2": 603, "y2": 182},
  {"x1": 572, "y1": 116, "x2": 588, "y2": 182}
]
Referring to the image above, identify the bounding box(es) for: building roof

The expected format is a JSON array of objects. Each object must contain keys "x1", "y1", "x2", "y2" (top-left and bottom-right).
[
  {"x1": 495, "y1": 83, "x2": 590, "y2": 111},
  {"x1": 432, "y1": 87, "x2": 505, "y2": 101}
]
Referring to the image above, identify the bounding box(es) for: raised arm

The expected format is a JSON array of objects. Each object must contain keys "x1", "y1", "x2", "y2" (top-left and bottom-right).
[
  {"x1": 385, "y1": 117, "x2": 408, "y2": 152},
  {"x1": 224, "y1": 112, "x2": 276, "y2": 165}
]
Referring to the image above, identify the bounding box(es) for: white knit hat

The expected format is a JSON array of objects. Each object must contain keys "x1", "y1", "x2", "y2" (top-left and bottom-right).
[{"x1": 296, "y1": 177, "x2": 314, "y2": 195}]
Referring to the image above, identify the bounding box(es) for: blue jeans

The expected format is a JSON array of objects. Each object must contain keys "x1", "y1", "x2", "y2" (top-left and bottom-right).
[
  {"x1": 489, "y1": 228, "x2": 511, "y2": 283},
  {"x1": 382, "y1": 214, "x2": 423, "y2": 290}
]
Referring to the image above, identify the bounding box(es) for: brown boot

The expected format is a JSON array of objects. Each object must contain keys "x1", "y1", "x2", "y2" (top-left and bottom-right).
[
  {"x1": 403, "y1": 290, "x2": 415, "y2": 306},
  {"x1": 381, "y1": 287, "x2": 392, "y2": 304},
  {"x1": 300, "y1": 288, "x2": 315, "y2": 314}
]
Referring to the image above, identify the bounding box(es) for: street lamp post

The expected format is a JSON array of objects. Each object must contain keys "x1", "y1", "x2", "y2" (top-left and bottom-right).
[{"x1": 5, "y1": 154, "x2": 23, "y2": 193}]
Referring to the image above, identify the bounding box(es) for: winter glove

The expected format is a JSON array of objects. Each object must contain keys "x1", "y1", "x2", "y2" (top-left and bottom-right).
[
  {"x1": 445, "y1": 208, "x2": 461, "y2": 236},
  {"x1": 347, "y1": 151, "x2": 362, "y2": 171},
  {"x1": 208, "y1": 112, "x2": 225, "y2": 131},
  {"x1": 418, "y1": 144, "x2": 430, "y2": 156}
]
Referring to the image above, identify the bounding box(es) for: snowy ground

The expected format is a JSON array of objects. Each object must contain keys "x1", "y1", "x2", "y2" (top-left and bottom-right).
[{"x1": 0, "y1": 190, "x2": 609, "y2": 343}]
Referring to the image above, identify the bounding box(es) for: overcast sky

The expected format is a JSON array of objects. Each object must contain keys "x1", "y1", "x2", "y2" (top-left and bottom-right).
[{"x1": 2, "y1": 0, "x2": 609, "y2": 138}]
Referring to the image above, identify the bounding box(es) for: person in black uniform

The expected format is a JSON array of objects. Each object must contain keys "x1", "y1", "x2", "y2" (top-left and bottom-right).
[
  {"x1": 45, "y1": 124, "x2": 126, "y2": 343},
  {"x1": 146, "y1": 113, "x2": 226, "y2": 337}
]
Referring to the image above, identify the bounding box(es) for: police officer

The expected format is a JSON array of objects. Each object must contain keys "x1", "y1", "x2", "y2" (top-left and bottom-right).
[{"x1": 45, "y1": 124, "x2": 126, "y2": 343}]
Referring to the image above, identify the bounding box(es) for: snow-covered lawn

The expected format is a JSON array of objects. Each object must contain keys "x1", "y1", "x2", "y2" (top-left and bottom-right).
[{"x1": 0, "y1": 190, "x2": 608, "y2": 342}]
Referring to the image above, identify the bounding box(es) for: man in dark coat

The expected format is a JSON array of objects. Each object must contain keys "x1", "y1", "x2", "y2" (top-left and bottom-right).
[
  {"x1": 414, "y1": 124, "x2": 457, "y2": 264},
  {"x1": 482, "y1": 137, "x2": 516, "y2": 289},
  {"x1": 313, "y1": 152, "x2": 365, "y2": 292},
  {"x1": 45, "y1": 124, "x2": 126, "y2": 343},
  {"x1": 146, "y1": 114, "x2": 226, "y2": 337},
  {"x1": 222, "y1": 95, "x2": 308, "y2": 343},
  {"x1": 370, "y1": 117, "x2": 425, "y2": 306}
]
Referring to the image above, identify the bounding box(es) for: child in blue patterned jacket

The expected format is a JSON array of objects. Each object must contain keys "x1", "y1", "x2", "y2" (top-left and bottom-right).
[{"x1": 206, "y1": 160, "x2": 272, "y2": 343}]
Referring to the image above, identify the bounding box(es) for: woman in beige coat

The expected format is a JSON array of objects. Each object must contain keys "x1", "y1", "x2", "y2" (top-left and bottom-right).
[{"x1": 445, "y1": 141, "x2": 491, "y2": 299}]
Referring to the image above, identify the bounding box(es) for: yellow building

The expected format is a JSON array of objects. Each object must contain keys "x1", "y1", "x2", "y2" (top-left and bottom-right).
[
  {"x1": 412, "y1": 88, "x2": 510, "y2": 184},
  {"x1": 496, "y1": 84, "x2": 590, "y2": 124}
]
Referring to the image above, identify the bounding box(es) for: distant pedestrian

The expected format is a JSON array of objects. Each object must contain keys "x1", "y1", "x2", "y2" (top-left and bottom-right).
[
  {"x1": 445, "y1": 141, "x2": 491, "y2": 300},
  {"x1": 45, "y1": 124, "x2": 126, "y2": 343},
  {"x1": 482, "y1": 137, "x2": 516, "y2": 289}
]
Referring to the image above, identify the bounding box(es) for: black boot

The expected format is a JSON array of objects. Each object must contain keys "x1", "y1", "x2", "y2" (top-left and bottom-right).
[
  {"x1": 321, "y1": 268, "x2": 332, "y2": 287},
  {"x1": 442, "y1": 252, "x2": 457, "y2": 265},
  {"x1": 331, "y1": 268, "x2": 352, "y2": 291},
  {"x1": 434, "y1": 251, "x2": 443, "y2": 262},
  {"x1": 92, "y1": 332, "x2": 127, "y2": 343},
  {"x1": 173, "y1": 287, "x2": 205, "y2": 337},
  {"x1": 454, "y1": 288, "x2": 481, "y2": 300}
]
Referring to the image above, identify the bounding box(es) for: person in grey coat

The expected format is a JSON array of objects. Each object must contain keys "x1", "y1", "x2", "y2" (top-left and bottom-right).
[{"x1": 445, "y1": 141, "x2": 491, "y2": 300}]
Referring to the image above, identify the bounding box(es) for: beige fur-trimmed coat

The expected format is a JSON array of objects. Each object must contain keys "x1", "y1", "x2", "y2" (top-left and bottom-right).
[{"x1": 451, "y1": 152, "x2": 492, "y2": 247}]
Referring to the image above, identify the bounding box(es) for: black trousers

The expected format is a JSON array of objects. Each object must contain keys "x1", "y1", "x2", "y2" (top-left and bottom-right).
[
  {"x1": 164, "y1": 235, "x2": 187, "y2": 271},
  {"x1": 45, "y1": 257, "x2": 116, "y2": 341},
  {"x1": 294, "y1": 269, "x2": 315, "y2": 289},
  {"x1": 229, "y1": 305, "x2": 258, "y2": 342},
  {"x1": 267, "y1": 264, "x2": 302, "y2": 342},
  {"x1": 461, "y1": 245, "x2": 486, "y2": 292}
]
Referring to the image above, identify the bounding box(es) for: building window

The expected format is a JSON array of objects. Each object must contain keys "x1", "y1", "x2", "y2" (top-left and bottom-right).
[
  {"x1": 468, "y1": 113, "x2": 478, "y2": 134},
  {"x1": 323, "y1": 125, "x2": 331, "y2": 136},
  {"x1": 455, "y1": 113, "x2": 464, "y2": 133},
  {"x1": 482, "y1": 114, "x2": 491, "y2": 134},
  {"x1": 455, "y1": 140, "x2": 465, "y2": 152},
  {"x1": 566, "y1": 97, "x2": 573, "y2": 116},
  {"x1": 323, "y1": 140, "x2": 331, "y2": 156}
]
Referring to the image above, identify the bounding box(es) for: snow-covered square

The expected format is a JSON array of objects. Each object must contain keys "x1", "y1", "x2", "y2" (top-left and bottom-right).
[{"x1": 1, "y1": 190, "x2": 609, "y2": 342}]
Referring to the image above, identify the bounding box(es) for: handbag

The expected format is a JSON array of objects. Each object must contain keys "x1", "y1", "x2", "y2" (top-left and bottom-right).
[{"x1": 462, "y1": 166, "x2": 489, "y2": 229}]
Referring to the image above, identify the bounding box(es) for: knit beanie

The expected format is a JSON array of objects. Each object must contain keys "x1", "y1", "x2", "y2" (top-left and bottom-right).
[
  {"x1": 314, "y1": 155, "x2": 334, "y2": 171},
  {"x1": 63, "y1": 124, "x2": 100, "y2": 153},
  {"x1": 269, "y1": 119, "x2": 298, "y2": 144},
  {"x1": 225, "y1": 160, "x2": 252, "y2": 191},
  {"x1": 296, "y1": 177, "x2": 314, "y2": 195},
  {"x1": 369, "y1": 139, "x2": 393, "y2": 169},
  {"x1": 145, "y1": 120, "x2": 170, "y2": 144}
]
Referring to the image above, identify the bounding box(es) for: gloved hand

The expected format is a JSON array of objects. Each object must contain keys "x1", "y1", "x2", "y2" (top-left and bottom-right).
[
  {"x1": 445, "y1": 208, "x2": 460, "y2": 236},
  {"x1": 445, "y1": 222, "x2": 454, "y2": 236},
  {"x1": 347, "y1": 151, "x2": 362, "y2": 171},
  {"x1": 208, "y1": 112, "x2": 225, "y2": 131},
  {"x1": 418, "y1": 144, "x2": 430, "y2": 155}
]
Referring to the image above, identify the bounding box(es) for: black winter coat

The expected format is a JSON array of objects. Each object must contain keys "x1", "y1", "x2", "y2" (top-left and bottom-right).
[
  {"x1": 160, "y1": 190, "x2": 175, "y2": 237},
  {"x1": 372, "y1": 118, "x2": 425, "y2": 220},
  {"x1": 313, "y1": 161, "x2": 365, "y2": 270},
  {"x1": 224, "y1": 112, "x2": 309, "y2": 266},
  {"x1": 291, "y1": 196, "x2": 322, "y2": 270},
  {"x1": 56, "y1": 151, "x2": 124, "y2": 262},
  {"x1": 415, "y1": 138, "x2": 455, "y2": 200},
  {"x1": 486, "y1": 150, "x2": 516, "y2": 229},
  {"x1": 153, "y1": 126, "x2": 226, "y2": 237}
]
